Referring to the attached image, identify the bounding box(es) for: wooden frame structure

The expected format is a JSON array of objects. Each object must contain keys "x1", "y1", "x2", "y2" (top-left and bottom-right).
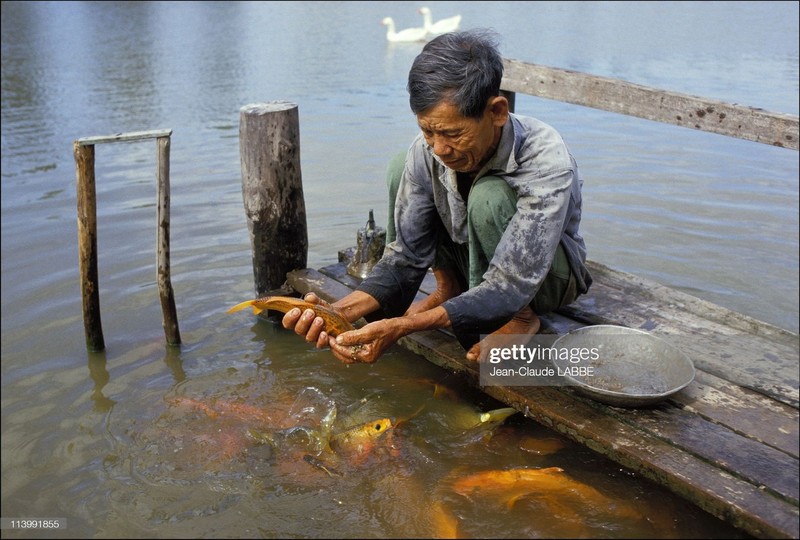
[{"x1": 74, "y1": 129, "x2": 180, "y2": 351}]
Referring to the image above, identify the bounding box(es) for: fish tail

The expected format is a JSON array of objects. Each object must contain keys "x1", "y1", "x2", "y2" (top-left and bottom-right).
[
  {"x1": 226, "y1": 299, "x2": 265, "y2": 315},
  {"x1": 430, "y1": 500, "x2": 459, "y2": 539}
]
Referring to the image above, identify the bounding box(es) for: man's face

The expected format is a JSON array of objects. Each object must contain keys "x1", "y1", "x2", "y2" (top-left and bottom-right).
[{"x1": 416, "y1": 97, "x2": 508, "y2": 174}]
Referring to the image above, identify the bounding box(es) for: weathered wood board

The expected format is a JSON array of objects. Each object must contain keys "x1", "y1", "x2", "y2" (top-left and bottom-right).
[{"x1": 501, "y1": 58, "x2": 799, "y2": 150}]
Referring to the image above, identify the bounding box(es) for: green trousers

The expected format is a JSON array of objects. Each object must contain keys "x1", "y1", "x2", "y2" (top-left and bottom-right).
[{"x1": 385, "y1": 152, "x2": 577, "y2": 315}]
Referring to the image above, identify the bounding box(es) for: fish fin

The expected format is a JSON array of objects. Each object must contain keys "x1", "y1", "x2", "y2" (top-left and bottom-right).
[
  {"x1": 395, "y1": 403, "x2": 426, "y2": 429},
  {"x1": 433, "y1": 383, "x2": 458, "y2": 400}
]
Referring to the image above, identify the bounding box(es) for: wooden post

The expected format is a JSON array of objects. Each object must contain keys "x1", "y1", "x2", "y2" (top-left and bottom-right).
[
  {"x1": 156, "y1": 135, "x2": 181, "y2": 345},
  {"x1": 74, "y1": 141, "x2": 105, "y2": 351},
  {"x1": 239, "y1": 101, "x2": 308, "y2": 296}
]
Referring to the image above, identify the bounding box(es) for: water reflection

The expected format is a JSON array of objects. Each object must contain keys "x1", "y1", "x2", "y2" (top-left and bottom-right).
[
  {"x1": 162, "y1": 343, "x2": 187, "y2": 384},
  {"x1": 87, "y1": 351, "x2": 116, "y2": 413}
]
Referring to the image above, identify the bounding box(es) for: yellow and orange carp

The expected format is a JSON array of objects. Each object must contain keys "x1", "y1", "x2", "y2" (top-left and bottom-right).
[
  {"x1": 450, "y1": 466, "x2": 566, "y2": 508},
  {"x1": 449, "y1": 466, "x2": 641, "y2": 519},
  {"x1": 227, "y1": 295, "x2": 355, "y2": 337},
  {"x1": 330, "y1": 417, "x2": 393, "y2": 455}
]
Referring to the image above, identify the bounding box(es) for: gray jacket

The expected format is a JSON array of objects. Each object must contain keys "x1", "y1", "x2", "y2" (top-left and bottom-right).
[{"x1": 358, "y1": 113, "x2": 591, "y2": 348}]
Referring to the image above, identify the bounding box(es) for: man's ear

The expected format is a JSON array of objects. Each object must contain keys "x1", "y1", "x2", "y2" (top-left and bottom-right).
[{"x1": 488, "y1": 95, "x2": 509, "y2": 127}]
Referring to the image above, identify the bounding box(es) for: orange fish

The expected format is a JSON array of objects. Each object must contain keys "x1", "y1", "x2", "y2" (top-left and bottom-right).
[
  {"x1": 449, "y1": 466, "x2": 641, "y2": 520},
  {"x1": 227, "y1": 295, "x2": 354, "y2": 336},
  {"x1": 450, "y1": 467, "x2": 567, "y2": 509},
  {"x1": 518, "y1": 435, "x2": 566, "y2": 456}
]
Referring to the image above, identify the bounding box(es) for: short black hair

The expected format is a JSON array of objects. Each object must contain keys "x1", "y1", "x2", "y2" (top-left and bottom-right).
[{"x1": 407, "y1": 28, "x2": 504, "y2": 119}]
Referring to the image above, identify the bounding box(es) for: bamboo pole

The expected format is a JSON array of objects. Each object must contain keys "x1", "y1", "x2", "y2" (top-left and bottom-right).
[
  {"x1": 156, "y1": 135, "x2": 180, "y2": 345},
  {"x1": 239, "y1": 101, "x2": 308, "y2": 296},
  {"x1": 74, "y1": 141, "x2": 105, "y2": 351}
]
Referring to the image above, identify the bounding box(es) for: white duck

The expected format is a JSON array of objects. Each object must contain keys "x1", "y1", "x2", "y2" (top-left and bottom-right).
[
  {"x1": 418, "y1": 7, "x2": 462, "y2": 36},
  {"x1": 381, "y1": 17, "x2": 428, "y2": 43}
]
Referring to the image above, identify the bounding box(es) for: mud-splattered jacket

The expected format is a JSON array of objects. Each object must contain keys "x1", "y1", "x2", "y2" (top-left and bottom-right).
[{"x1": 357, "y1": 113, "x2": 591, "y2": 348}]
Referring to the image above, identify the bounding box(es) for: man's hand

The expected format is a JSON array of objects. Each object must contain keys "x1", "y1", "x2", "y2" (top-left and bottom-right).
[
  {"x1": 282, "y1": 291, "x2": 451, "y2": 365},
  {"x1": 281, "y1": 292, "x2": 339, "y2": 350},
  {"x1": 330, "y1": 319, "x2": 403, "y2": 364}
]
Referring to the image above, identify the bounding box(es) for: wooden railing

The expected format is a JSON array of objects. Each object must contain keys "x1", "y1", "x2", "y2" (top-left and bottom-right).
[{"x1": 501, "y1": 58, "x2": 798, "y2": 150}]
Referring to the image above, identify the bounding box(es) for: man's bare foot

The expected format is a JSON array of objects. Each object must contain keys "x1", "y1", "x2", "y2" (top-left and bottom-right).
[
  {"x1": 465, "y1": 305, "x2": 540, "y2": 362},
  {"x1": 405, "y1": 267, "x2": 462, "y2": 316}
]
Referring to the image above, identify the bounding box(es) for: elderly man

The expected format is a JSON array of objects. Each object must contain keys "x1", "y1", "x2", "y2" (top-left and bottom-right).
[{"x1": 284, "y1": 29, "x2": 591, "y2": 363}]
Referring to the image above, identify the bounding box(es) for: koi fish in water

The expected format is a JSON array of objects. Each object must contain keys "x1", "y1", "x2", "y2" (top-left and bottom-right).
[
  {"x1": 227, "y1": 295, "x2": 355, "y2": 337},
  {"x1": 449, "y1": 466, "x2": 641, "y2": 519},
  {"x1": 450, "y1": 466, "x2": 567, "y2": 508},
  {"x1": 329, "y1": 417, "x2": 393, "y2": 456}
]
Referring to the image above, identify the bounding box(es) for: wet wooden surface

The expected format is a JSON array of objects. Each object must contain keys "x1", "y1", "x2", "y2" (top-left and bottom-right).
[{"x1": 281, "y1": 251, "x2": 799, "y2": 539}]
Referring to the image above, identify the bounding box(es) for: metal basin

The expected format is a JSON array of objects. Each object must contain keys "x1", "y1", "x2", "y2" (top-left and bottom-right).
[{"x1": 551, "y1": 325, "x2": 695, "y2": 407}]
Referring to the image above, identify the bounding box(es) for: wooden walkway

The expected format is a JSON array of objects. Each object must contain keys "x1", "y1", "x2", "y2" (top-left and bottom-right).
[{"x1": 281, "y1": 250, "x2": 799, "y2": 539}]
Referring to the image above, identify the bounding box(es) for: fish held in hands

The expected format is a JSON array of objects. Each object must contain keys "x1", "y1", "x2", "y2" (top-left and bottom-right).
[{"x1": 227, "y1": 295, "x2": 355, "y2": 336}]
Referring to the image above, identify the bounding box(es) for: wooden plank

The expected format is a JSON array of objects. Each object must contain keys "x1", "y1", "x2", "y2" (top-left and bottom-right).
[
  {"x1": 501, "y1": 58, "x2": 799, "y2": 150},
  {"x1": 75, "y1": 128, "x2": 172, "y2": 146},
  {"x1": 285, "y1": 266, "x2": 800, "y2": 539},
  {"x1": 614, "y1": 405, "x2": 798, "y2": 503},
  {"x1": 675, "y1": 370, "x2": 799, "y2": 457},
  {"x1": 559, "y1": 260, "x2": 799, "y2": 408}
]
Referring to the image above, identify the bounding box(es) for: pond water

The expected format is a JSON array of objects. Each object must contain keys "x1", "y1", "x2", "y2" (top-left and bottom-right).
[{"x1": 2, "y1": 1, "x2": 797, "y2": 538}]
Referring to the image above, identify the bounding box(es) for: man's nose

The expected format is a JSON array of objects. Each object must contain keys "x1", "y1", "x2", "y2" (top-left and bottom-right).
[{"x1": 432, "y1": 136, "x2": 452, "y2": 156}]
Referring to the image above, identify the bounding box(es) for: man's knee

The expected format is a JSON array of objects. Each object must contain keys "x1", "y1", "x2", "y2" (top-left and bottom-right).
[
  {"x1": 467, "y1": 176, "x2": 516, "y2": 230},
  {"x1": 385, "y1": 151, "x2": 406, "y2": 244}
]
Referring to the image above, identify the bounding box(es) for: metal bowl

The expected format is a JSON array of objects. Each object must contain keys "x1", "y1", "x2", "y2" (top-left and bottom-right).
[{"x1": 551, "y1": 325, "x2": 695, "y2": 407}]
